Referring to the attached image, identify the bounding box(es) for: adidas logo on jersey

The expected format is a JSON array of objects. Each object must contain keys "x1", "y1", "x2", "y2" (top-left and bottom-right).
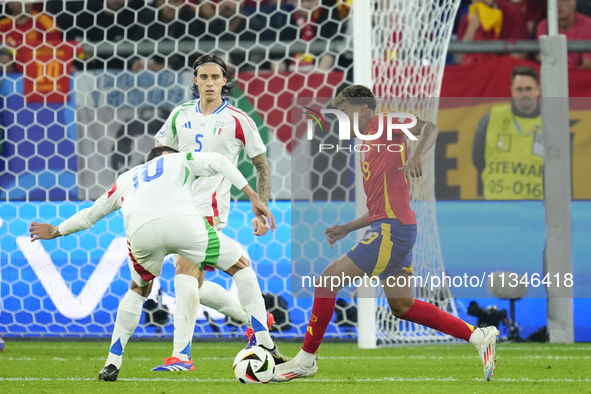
[{"x1": 182, "y1": 121, "x2": 192, "y2": 129}]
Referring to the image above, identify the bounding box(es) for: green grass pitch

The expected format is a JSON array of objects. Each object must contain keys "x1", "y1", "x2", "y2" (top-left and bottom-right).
[{"x1": 0, "y1": 341, "x2": 590, "y2": 393}]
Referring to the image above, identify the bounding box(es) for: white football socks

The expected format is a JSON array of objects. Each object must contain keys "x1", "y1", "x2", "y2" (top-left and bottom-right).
[
  {"x1": 232, "y1": 267, "x2": 274, "y2": 349},
  {"x1": 172, "y1": 274, "x2": 200, "y2": 361},
  {"x1": 105, "y1": 289, "x2": 146, "y2": 369},
  {"x1": 199, "y1": 281, "x2": 248, "y2": 324},
  {"x1": 297, "y1": 349, "x2": 317, "y2": 367},
  {"x1": 469, "y1": 327, "x2": 484, "y2": 346}
]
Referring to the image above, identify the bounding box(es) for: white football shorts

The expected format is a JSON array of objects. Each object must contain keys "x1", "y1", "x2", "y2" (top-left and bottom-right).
[{"x1": 127, "y1": 214, "x2": 241, "y2": 286}]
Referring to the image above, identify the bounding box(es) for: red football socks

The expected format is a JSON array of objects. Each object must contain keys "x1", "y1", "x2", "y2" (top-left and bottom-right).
[
  {"x1": 399, "y1": 299, "x2": 474, "y2": 342},
  {"x1": 302, "y1": 287, "x2": 337, "y2": 354}
]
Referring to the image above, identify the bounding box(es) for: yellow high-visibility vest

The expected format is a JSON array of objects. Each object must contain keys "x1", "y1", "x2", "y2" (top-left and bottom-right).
[{"x1": 483, "y1": 104, "x2": 543, "y2": 200}]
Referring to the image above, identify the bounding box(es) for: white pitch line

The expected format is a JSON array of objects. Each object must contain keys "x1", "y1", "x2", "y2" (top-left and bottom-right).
[
  {"x1": 495, "y1": 346, "x2": 591, "y2": 351},
  {"x1": 0, "y1": 376, "x2": 589, "y2": 383},
  {"x1": 3, "y1": 355, "x2": 590, "y2": 362},
  {"x1": 483, "y1": 378, "x2": 591, "y2": 383},
  {"x1": 317, "y1": 355, "x2": 591, "y2": 360},
  {"x1": 0, "y1": 377, "x2": 235, "y2": 382},
  {"x1": 0, "y1": 377, "x2": 459, "y2": 383}
]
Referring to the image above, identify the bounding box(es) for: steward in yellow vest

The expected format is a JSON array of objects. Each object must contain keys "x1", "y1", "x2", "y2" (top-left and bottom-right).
[
  {"x1": 483, "y1": 103, "x2": 543, "y2": 199},
  {"x1": 473, "y1": 102, "x2": 543, "y2": 200},
  {"x1": 472, "y1": 66, "x2": 543, "y2": 200}
]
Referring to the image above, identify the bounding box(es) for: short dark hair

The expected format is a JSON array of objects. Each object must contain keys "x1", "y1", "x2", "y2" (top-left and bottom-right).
[
  {"x1": 331, "y1": 85, "x2": 377, "y2": 111},
  {"x1": 190, "y1": 54, "x2": 236, "y2": 99},
  {"x1": 511, "y1": 66, "x2": 539, "y2": 83},
  {"x1": 147, "y1": 146, "x2": 178, "y2": 162}
]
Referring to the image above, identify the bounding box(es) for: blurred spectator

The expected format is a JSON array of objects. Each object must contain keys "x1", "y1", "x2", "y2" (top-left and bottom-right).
[
  {"x1": 129, "y1": 0, "x2": 206, "y2": 70},
  {"x1": 576, "y1": 0, "x2": 591, "y2": 17},
  {"x1": 201, "y1": 0, "x2": 246, "y2": 39},
  {"x1": 513, "y1": 0, "x2": 547, "y2": 35},
  {"x1": 241, "y1": 0, "x2": 293, "y2": 41},
  {"x1": 497, "y1": 0, "x2": 530, "y2": 42},
  {"x1": 0, "y1": 1, "x2": 61, "y2": 73},
  {"x1": 275, "y1": 0, "x2": 342, "y2": 72},
  {"x1": 50, "y1": 0, "x2": 142, "y2": 70},
  {"x1": 457, "y1": 0, "x2": 528, "y2": 65},
  {"x1": 536, "y1": 0, "x2": 591, "y2": 69}
]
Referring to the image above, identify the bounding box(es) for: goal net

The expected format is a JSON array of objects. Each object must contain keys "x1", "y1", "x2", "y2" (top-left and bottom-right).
[
  {"x1": 0, "y1": 0, "x2": 458, "y2": 342},
  {"x1": 0, "y1": 0, "x2": 348, "y2": 338}
]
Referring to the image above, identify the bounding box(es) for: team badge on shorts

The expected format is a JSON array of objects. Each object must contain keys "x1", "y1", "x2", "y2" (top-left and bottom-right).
[{"x1": 213, "y1": 120, "x2": 225, "y2": 136}]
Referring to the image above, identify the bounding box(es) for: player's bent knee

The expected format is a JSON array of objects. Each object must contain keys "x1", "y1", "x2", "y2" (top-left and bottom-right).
[
  {"x1": 198, "y1": 270, "x2": 206, "y2": 288},
  {"x1": 388, "y1": 298, "x2": 415, "y2": 317},
  {"x1": 224, "y1": 255, "x2": 251, "y2": 276},
  {"x1": 175, "y1": 255, "x2": 201, "y2": 278},
  {"x1": 238, "y1": 255, "x2": 251, "y2": 267},
  {"x1": 130, "y1": 280, "x2": 153, "y2": 297}
]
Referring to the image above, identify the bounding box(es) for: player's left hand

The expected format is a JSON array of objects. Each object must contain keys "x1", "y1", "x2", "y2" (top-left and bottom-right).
[
  {"x1": 250, "y1": 199, "x2": 276, "y2": 231},
  {"x1": 252, "y1": 216, "x2": 270, "y2": 236},
  {"x1": 324, "y1": 225, "x2": 348, "y2": 248},
  {"x1": 29, "y1": 222, "x2": 60, "y2": 242},
  {"x1": 399, "y1": 153, "x2": 423, "y2": 179}
]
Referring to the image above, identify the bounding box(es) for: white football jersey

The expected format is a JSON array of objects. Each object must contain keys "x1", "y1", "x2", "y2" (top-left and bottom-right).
[
  {"x1": 155, "y1": 98, "x2": 266, "y2": 223},
  {"x1": 58, "y1": 152, "x2": 249, "y2": 239}
]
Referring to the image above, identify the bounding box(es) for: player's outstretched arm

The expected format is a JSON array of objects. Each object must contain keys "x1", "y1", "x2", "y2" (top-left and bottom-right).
[
  {"x1": 399, "y1": 120, "x2": 439, "y2": 179},
  {"x1": 29, "y1": 182, "x2": 123, "y2": 242},
  {"x1": 324, "y1": 211, "x2": 370, "y2": 248}
]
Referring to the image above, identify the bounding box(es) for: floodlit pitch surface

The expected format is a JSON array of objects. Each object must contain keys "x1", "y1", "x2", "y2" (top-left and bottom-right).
[{"x1": 0, "y1": 342, "x2": 589, "y2": 393}]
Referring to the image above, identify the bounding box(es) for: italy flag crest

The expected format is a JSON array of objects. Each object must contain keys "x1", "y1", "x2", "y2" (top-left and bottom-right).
[{"x1": 213, "y1": 120, "x2": 224, "y2": 136}]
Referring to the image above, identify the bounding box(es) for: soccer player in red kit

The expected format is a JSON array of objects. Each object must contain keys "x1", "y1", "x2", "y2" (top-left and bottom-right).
[{"x1": 275, "y1": 85, "x2": 499, "y2": 382}]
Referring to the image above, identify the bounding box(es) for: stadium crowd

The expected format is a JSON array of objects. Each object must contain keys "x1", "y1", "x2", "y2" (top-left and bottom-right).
[{"x1": 1, "y1": 0, "x2": 591, "y2": 74}]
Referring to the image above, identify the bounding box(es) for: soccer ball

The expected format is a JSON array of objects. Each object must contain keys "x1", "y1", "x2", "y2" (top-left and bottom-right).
[{"x1": 233, "y1": 346, "x2": 275, "y2": 384}]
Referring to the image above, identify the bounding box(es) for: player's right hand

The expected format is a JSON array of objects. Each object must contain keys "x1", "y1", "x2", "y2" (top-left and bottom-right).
[
  {"x1": 29, "y1": 222, "x2": 61, "y2": 242},
  {"x1": 324, "y1": 225, "x2": 348, "y2": 249},
  {"x1": 252, "y1": 216, "x2": 270, "y2": 236}
]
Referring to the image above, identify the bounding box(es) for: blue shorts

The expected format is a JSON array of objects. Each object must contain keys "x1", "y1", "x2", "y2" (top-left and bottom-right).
[{"x1": 346, "y1": 218, "x2": 417, "y2": 280}]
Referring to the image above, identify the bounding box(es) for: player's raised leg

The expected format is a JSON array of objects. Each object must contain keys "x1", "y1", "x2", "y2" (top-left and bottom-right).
[
  {"x1": 189, "y1": 226, "x2": 287, "y2": 363},
  {"x1": 274, "y1": 254, "x2": 365, "y2": 381},
  {"x1": 382, "y1": 270, "x2": 499, "y2": 381},
  {"x1": 178, "y1": 259, "x2": 272, "y2": 347},
  {"x1": 173, "y1": 256, "x2": 249, "y2": 325},
  {"x1": 153, "y1": 218, "x2": 287, "y2": 371},
  {"x1": 199, "y1": 279, "x2": 249, "y2": 323},
  {"x1": 224, "y1": 258, "x2": 288, "y2": 363}
]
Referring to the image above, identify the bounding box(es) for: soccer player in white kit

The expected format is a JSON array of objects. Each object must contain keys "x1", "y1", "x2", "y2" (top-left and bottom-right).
[
  {"x1": 153, "y1": 54, "x2": 282, "y2": 369},
  {"x1": 29, "y1": 147, "x2": 280, "y2": 381}
]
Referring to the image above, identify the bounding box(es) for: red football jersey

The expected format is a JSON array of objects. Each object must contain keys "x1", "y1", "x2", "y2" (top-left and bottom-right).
[
  {"x1": 360, "y1": 114, "x2": 417, "y2": 225},
  {"x1": 0, "y1": 11, "x2": 82, "y2": 103},
  {"x1": 0, "y1": 11, "x2": 63, "y2": 69}
]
